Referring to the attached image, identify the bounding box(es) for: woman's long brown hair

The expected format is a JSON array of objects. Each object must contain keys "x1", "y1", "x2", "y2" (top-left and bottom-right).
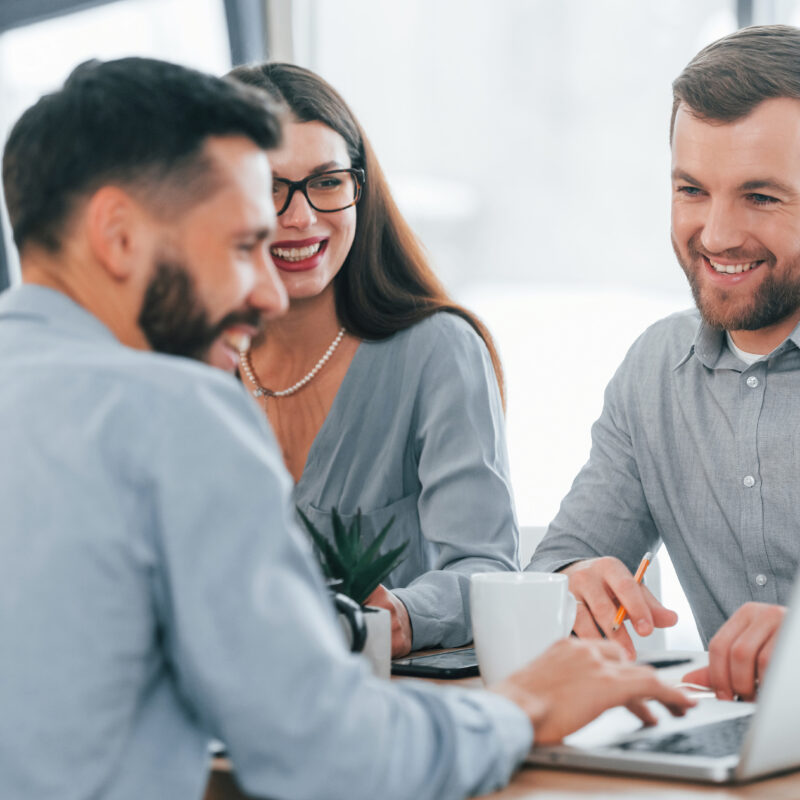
[{"x1": 228, "y1": 62, "x2": 505, "y2": 403}]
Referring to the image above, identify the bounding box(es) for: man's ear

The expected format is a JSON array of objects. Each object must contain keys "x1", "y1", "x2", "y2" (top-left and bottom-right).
[{"x1": 85, "y1": 186, "x2": 152, "y2": 281}]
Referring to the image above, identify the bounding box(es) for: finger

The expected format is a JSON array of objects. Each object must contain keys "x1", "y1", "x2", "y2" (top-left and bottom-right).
[
  {"x1": 390, "y1": 630, "x2": 406, "y2": 657},
  {"x1": 729, "y1": 615, "x2": 782, "y2": 701},
  {"x1": 567, "y1": 558, "x2": 642, "y2": 636},
  {"x1": 621, "y1": 669, "x2": 696, "y2": 715},
  {"x1": 604, "y1": 566, "x2": 656, "y2": 637},
  {"x1": 625, "y1": 698, "x2": 657, "y2": 727},
  {"x1": 572, "y1": 580, "x2": 623, "y2": 638},
  {"x1": 753, "y1": 606, "x2": 786, "y2": 690},
  {"x1": 756, "y1": 635, "x2": 778, "y2": 688},
  {"x1": 708, "y1": 611, "x2": 752, "y2": 700},
  {"x1": 642, "y1": 586, "x2": 679, "y2": 628},
  {"x1": 652, "y1": 684, "x2": 696, "y2": 716},
  {"x1": 728, "y1": 625, "x2": 765, "y2": 702},
  {"x1": 682, "y1": 666, "x2": 711, "y2": 687},
  {"x1": 364, "y1": 585, "x2": 387, "y2": 606},
  {"x1": 593, "y1": 639, "x2": 631, "y2": 662},
  {"x1": 363, "y1": 590, "x2": 378, "y2": 605},
  {"x1": 572, "y1": 600, "x2": 638, "y2": 659},
  {"x1": 371, "y1": 597, "x2": 391, "y2": 613},
  {"x1": 571, "y1": 603, "x2": 605, "y2": 640},
  {"x1": 609, "y1": 623, "x2": 638, "y2": 659}
]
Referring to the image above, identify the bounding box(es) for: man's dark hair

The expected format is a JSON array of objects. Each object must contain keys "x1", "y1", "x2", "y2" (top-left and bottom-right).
[
  {"x1": 2, "y1": 57, "x2": 282, "y2": 254},
  {"x1": 671, "y1": 24, "x2": 800, "y2": 140}
]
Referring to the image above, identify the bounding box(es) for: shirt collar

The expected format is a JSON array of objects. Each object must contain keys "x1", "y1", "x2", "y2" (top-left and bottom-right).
[
  {"x1": 0, "y1": 284, "x2": 119, "y2": 345},
  {"x1": 786, "y1": 319, "x2": 800, "y2": 352},
  {"x1": 674, "y1": 314, "x2": 800, "y2": 371},
  {"x1": 673, "y1": 319, "x2": 722, "y2": 370}
]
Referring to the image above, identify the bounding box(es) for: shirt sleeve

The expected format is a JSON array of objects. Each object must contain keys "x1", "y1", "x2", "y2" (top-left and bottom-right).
[
  {"x1": 148, "y1": 375, "x2": 532, "y2": 800},
  {"x1": 392, "y1": 316, "x2": 519, "y2": 650},
  {"x1": 526, "y1": 348, "x2": 660, "y2": 576}
]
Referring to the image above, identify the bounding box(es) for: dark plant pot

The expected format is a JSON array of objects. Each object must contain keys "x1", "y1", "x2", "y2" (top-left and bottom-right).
[{"x1": 332, "y1": 591, "x2": 367, "y2": 653}]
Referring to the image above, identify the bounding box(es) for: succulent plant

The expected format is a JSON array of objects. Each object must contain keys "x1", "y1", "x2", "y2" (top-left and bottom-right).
[{"x1": 297, "y1": 506, "x2": 408, "y2": 605}]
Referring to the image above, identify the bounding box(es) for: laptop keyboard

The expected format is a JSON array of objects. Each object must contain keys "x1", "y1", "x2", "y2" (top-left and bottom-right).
[{"x1": 615, "y1": 714, "x2": 752, "y2": 758}]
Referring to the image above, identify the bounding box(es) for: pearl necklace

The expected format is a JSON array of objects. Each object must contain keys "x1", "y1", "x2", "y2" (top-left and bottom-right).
[{"x1": 239, "y1": 327, "x2": 346, "y2": 398}]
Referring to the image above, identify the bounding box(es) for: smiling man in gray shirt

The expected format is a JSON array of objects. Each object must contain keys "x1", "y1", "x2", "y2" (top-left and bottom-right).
[{"x1": 529, "y1": 24, "x2": 800, "y2": 705}]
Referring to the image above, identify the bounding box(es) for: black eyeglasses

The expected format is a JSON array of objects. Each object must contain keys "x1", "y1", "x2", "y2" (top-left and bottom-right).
[{"x1": 272, "y1": 168, "x2": 365, "y2": 216}]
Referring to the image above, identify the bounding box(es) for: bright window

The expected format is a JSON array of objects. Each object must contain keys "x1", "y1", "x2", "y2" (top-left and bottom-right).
[
  {"x1": 0, "y1": 0, "x2": 231, "y2": 284},
  {"x1": 300, "y1": 0, "x2": 736, "y2": 525},
  {"x1": 295, "y1": 1, "x2": 752, "y2": 649}
]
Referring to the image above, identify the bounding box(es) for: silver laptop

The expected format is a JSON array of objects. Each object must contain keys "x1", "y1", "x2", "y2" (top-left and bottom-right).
[{"x1": 526, "y1": 577, "x2": 800, "y2": 783}]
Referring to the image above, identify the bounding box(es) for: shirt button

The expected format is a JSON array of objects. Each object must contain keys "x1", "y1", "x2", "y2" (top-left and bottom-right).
[
  {"x1": 743, "y1": 475, "x2": 755, "y2": 487},
  {"x1": 755, "y1": 574, "x2": 768, "y2": 587},
  {"x1": 746, "y1": 376, "x2": 759, "y2": 388}
]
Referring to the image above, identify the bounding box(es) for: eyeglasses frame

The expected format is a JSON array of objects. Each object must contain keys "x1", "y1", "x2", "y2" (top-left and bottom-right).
[{"x1": 273, "y1": 168, "x2": 366, "y2": 216}]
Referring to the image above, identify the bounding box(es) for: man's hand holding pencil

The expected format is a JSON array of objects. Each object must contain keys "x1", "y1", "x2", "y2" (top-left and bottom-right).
[{"x1": 559, "y1": 554, "x2": 679, "y2": 658}]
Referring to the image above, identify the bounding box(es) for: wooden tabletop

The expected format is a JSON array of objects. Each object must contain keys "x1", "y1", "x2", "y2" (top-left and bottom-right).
[
  {"x1": 205, "y1": 754, "x2": 800, "y2": 800},
  {"x1": 202, "y1": 652, "x2": 800, "y2": 799}
]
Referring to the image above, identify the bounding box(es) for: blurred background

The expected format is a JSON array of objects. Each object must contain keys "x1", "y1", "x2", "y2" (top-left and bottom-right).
[{"x1": 3, "y1": 0, "x2": 800, "y2": 648}]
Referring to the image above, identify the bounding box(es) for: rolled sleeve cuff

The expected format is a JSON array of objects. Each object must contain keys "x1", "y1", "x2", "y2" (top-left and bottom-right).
[
  {"x1": 525, "y1": 556, "x2": 583, "y2": 574},
  {"x1": 392, "y1": 586, "x2": 470, "y2": 651}
]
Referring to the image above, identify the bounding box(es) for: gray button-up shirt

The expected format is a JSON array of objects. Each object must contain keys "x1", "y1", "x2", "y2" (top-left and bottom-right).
[
  {"x1": 296, "y1": 313, "x2": 519, "y2": 651},
  {"x1": 528, "y1": 309, "x2": 800, "y2": 647},
  {"x1": 0, "y1": 285, "x2": 531, "y2": 800}
]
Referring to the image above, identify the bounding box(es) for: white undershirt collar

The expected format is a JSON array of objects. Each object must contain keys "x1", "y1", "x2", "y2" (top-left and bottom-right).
[{"x1": 725, "y1": 332, "x2": 765, "y2": 366}]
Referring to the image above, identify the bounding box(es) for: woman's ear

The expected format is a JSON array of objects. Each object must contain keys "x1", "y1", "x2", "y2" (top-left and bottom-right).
[{"x1": 85, "y1": 186, "x2": 153, "y2": 281}]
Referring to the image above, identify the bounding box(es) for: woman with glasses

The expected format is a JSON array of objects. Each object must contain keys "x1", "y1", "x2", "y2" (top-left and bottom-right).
[{"x1": 229, "y1": 63, "x2": 518, "y2": 657}]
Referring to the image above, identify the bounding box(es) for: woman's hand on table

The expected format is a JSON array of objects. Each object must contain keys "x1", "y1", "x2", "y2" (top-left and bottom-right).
[
  {"x1": 489, "y1": 638, "x2": 695, "y2": 745},
  {"x1": 365, "y1": 585, "x2": 413, "y2": 657}
]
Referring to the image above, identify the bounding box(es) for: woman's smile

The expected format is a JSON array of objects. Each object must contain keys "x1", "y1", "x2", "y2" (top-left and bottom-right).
[{"x1": 270, "y1": 236, "x2": 329, "y2": 272}]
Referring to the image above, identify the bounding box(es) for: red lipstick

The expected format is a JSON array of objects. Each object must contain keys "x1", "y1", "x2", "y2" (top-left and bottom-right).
[{"x1": 270, "y1": 236, "x2": 328, "y2": 272}]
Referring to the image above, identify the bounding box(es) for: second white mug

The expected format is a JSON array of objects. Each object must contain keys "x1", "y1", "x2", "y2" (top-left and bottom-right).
[{"x1": 470, "y1": 571, "x2": 577, "y2": 685}]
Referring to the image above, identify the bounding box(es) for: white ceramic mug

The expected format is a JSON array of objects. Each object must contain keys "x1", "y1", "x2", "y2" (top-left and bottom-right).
[
  {"x1": 470, "y1": 571, "x2": 577, "y2": 685},
  {"x1": 361, "y1": 606, "x2": 391, "y2": 679}
]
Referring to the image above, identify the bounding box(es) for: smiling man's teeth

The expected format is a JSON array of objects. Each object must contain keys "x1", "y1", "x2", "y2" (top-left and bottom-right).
[
  {"x1": 271, "y1": 242, "x2": 322, "y2": 262},
  {"x1": 709, "y1": 259, "x2": 759, "y2": 274}
]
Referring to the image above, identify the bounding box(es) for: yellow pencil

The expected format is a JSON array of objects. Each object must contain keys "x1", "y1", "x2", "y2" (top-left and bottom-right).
[{"x1": 612, "y1": 552, "x2": 652, "y2": 632}]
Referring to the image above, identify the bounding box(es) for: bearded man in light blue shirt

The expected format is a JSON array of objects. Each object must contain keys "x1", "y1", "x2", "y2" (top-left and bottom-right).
[{"x1": 0, "y1": 57, "x2": 690, "y2": 800}]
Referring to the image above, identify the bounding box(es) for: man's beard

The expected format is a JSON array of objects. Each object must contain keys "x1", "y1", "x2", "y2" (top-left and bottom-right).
[
  {"x1": 137, "y1": 256, "x2": 259, "y2": 363},
  {"x1": 673, "y1": 233, "x2": 800, "y2": 331}
]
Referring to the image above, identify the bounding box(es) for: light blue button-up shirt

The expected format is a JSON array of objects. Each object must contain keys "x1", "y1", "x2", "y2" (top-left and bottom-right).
[{"x1": 0, "y1": 285, "x2": 532, "y2": 800}]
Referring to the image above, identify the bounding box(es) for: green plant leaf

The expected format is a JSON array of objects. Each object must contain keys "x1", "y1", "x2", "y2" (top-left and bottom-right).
[
  {"x1": 347, "y1": 510, "x2": 363, "y2": 563},
  {"x1": 297, "y1": 507, "x2": 346, "y2": 582},
  {"x1": 358, "y1": 515, "x2": 396, "y2": 567},
  {"x1": 298, "y1": 505, "x2": 409, "y2": 605},
  {"x1": 296, "y1": 506, "x2": 319, "y2": 539},
  {"x1": 314, "y1": 534, "x2": 345, "y2": 582},
  {"x1": 351, "y1": 541, "x2": 408, "y2": 604}
]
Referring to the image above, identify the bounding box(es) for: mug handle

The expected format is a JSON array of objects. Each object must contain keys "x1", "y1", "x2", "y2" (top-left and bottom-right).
[
  {"x1": 563, "y1": 591, "x2": 578, "y2": 637},
  {"x1": 334, "y1": 593, "x2": 367, "y2": 653}
]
